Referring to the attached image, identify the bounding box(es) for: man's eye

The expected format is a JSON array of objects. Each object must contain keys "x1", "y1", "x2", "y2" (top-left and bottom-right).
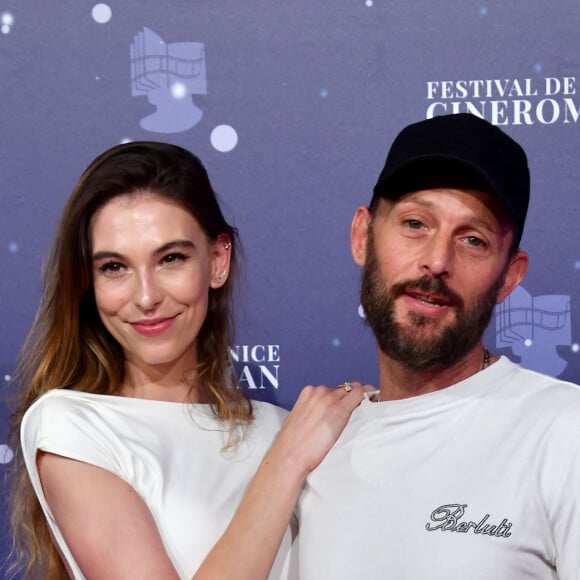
[
  {"x1": 405, "y1": 219, "x2": 424, "y2": 230},
  {"x1": 465, "y1": 236, "x2": 485, "y2": 247}
]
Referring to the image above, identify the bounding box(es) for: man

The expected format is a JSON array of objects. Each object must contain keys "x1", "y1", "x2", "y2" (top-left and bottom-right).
[{"x1": 297, "y1": 113, "x2": 580, "y2": 579}]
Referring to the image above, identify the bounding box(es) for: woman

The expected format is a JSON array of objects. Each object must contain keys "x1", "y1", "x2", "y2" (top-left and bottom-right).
[{"x1": 9, "y1": 141, "x2": 367, "y2": 579}]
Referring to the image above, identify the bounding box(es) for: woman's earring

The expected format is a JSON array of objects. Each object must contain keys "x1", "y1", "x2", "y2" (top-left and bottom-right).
[{"x1": 212, "y1": 271, "x2": 227, "y2": 284}]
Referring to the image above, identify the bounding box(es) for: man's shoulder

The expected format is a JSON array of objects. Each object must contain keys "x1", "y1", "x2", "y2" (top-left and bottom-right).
[
  {"x1": 495, "y1": 358, "x2": 580, "y2": 434},
  {"x1": 500, "y1": 356, "x2": 580, "y2": 397}
]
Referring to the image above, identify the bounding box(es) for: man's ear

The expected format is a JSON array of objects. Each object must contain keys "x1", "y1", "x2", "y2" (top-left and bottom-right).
[
  {"x1": 497, "y1": 250, "x2": 529, "y2": 303},
  {"x1": 351, "y1": 207, "x2": 371, "y2": 266}
]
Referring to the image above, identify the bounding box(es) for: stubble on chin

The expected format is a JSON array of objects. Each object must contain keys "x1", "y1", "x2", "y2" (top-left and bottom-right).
[{"x1": 360, "y1": 233, "x2": 503, "y2": 370}]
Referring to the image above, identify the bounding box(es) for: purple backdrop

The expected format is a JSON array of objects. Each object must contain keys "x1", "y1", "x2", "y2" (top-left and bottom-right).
[{"x1": 1, "y1": 0, "x2": 579, "y2": 572}]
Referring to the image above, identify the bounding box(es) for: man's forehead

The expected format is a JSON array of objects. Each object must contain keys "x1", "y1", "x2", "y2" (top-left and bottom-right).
[
  {"x1": 377, "y1": 188, "x2": 516, "y2": 232},
  {"x1": 395, "y1": 187, "x2": 498, "y2": 206}
]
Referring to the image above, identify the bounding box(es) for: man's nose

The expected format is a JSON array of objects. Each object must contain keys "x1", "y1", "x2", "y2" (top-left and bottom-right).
[{"x1": 420, "y1": 234, "x2": 453, "y2": 278}]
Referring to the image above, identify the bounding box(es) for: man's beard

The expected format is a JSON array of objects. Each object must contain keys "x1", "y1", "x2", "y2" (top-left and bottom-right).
[{"x1": 360, "y1": 236, "x2": 506, "y2": 370}]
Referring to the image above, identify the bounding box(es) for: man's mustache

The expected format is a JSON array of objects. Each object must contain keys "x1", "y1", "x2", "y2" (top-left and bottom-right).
[{"x1": 389, "y1": 275, "x2": 464, "y2": 310}]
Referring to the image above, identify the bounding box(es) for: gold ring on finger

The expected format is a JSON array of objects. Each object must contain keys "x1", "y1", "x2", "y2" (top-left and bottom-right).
[{"x1": 336, "y1": 382, "x2": 353, "y2": 393}]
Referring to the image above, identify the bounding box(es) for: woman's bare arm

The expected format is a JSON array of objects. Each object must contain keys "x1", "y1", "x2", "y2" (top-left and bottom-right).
[{"x1": 38, "y1": 452, "x2": 181, "y2": 579}]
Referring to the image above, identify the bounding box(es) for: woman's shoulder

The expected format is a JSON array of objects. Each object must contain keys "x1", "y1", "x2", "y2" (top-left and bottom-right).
[
  {"x1": 21, "y1": 389, "x2": 110, "y2": 443},
  {"x1": 21, "y1": 389, "x2": 151, "y2": 447},
  {"x1": 19, "y1": 389, "x2": 133, "y2": 492},
  {"x1": 250, "y1": 400, "x2": 289, "y2": 430},
  {"x1": 23, "y1": 388, "x2": 87, "y2": 425}
]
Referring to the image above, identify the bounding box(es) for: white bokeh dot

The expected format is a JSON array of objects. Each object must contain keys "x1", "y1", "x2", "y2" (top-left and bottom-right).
[
  {"x1": 92, "y1": 3, "x2": 112, "y2": 24},
  {"x1": 575, "y1": 261, "x2": 580, "y2": 270},
  {"x1": 358, "y1": 304, "x2": 366, "y2": 319},
  {"x1": 572, "y1": 343, "x2": 579, "y2": 353},
  {"x1": 319, "y1": 88, "x2": 329, "y2": 98},
  {"x1": 365, "y1": 0, "x2": 373, "y2": 6},
  {"x1": 171, "y1": 82, "x2": 188, "y2": 99},
  {"x1": 2, "y1": 12, "x2": 14, "y2": 26},
  {"x1": 210, "y1": 125, "x2": 238, "y2": 153},
  {"x1": 1, "y1": 24, "x2": 9, "y2": 34},
  {"x1": 9, "y1": 242, "x2": 18, "y2": 253},
  {"x1": 332, "y1": 337, "x2": 341, "y2": 348},
  {"x1": 479, "y1": 6, "x2": 488, "y2": 16},
  {"x1": 4, "y1": 375, "x2": 10, "y2": 382},
  {"x1": 0, "y1": 445, "x2": 14, "y2": 465},
  {"x1": 524, "y1": 339, "x2": 532, "y2": 347},
  {"x1": 534, "y1": 62, "x2": 543, "y2": 73}
]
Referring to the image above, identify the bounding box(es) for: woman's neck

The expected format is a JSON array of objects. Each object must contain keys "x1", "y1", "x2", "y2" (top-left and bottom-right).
[{"x1": 120, "y1": 359, "x2": 204, "y2": 403}]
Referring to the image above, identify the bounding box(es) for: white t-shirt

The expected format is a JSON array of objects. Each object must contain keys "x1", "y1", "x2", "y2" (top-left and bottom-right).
[
  {"x1": 21, "y1": 389, "x2": 296, "y2": 580},
  {"x1": 297, "y1": 357, "x2": 580, "y2": 579}
]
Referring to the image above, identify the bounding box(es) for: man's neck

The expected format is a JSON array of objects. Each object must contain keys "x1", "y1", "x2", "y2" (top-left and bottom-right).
[{"x1": 376, "y1": 344, "x2": 495, "y2": 401}]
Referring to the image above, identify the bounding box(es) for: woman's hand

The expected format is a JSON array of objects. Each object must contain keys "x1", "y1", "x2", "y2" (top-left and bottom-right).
[
  {"x1": 197, "y1": 381, "x2": 374, "y2": 580},
  {"x1": 270, "y1": 381, "x2": 374, "y2": 475}
]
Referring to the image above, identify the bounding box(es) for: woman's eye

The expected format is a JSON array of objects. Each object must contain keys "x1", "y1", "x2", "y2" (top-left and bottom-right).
[
  {"x1": 162, "y1": 252, "x2": 189, "y2": 264},
  {"x1": 97, "y1": 262, "x2": 125, "y2": 274}
]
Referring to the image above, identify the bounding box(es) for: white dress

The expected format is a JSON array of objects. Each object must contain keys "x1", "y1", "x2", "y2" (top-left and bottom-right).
[{"x1": 21, "y1": 389, "x2": 296, "y2": 579}]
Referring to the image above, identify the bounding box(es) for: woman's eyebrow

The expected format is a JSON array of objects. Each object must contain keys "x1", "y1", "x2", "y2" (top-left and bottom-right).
[
  {"x1": 153, "y1": 240, "x2": 195, "y2": 256},
  {"x1": 92, "y1": 240, "x2": 195, "y2": 262}
]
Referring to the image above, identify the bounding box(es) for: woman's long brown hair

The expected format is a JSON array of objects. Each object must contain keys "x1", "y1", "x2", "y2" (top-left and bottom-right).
[{"x1": 8, "y1": 142, "x2": 251, "y2": 578}]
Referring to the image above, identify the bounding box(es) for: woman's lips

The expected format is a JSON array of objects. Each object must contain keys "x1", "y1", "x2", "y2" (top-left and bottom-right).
[{"x1": 130, "y1": 317, "x2": 176, "y2": 336}]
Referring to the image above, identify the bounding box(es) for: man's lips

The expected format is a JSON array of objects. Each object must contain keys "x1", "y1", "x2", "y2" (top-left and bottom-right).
[
  {"x1": 405, "y1": 290, "x2": 453, "y2": 307},
  {"x1": 391, "y1": 275, "x2": 464, "y2": 314},
  {"x1": 130, "y1": 316, "x2": 177, "y2": 336}
]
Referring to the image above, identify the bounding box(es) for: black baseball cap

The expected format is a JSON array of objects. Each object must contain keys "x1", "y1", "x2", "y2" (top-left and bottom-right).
[{"x1": 371, "y1": 113, "x2": 530, "y2": 245}]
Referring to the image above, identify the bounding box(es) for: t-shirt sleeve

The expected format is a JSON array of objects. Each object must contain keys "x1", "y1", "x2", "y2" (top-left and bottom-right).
[
  {"x1": 20, "y1": 391, "x2": 128, "y2": 513},
  {"x1": 20, "y1": 390, "x2": 133, "y2": 578}
]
